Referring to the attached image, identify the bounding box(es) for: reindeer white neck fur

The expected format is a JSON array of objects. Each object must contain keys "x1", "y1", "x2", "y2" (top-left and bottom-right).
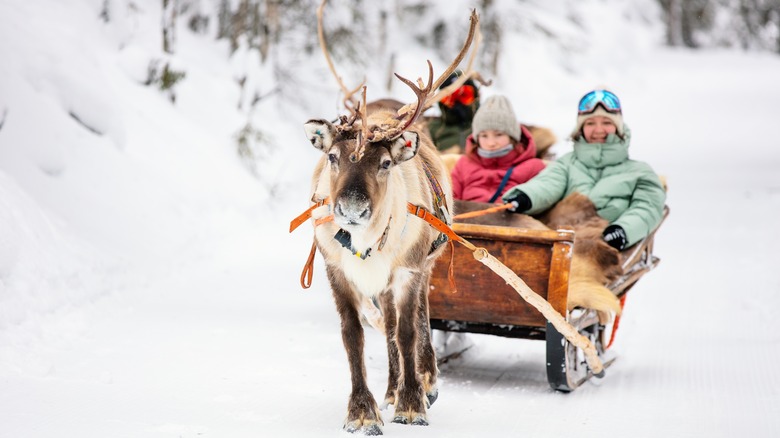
[{"x1": 305, "y1": 111, "x2": 442, "y2": 296}]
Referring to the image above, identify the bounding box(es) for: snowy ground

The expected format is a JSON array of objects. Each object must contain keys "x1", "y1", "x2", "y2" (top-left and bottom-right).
[{"x1": 2, "y1": 1, "x2": 780, "y2": 437}]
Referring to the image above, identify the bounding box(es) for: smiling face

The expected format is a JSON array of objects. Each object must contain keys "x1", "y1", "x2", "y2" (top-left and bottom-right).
[
  {"x1": 582, "y1": 116, "x2": 617, "y2": 143},
  {"x1": 476, "y1": 129, "x2": 513, "y2": 151}
]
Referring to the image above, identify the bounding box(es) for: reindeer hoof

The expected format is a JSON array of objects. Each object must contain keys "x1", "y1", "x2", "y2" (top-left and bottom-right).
[
  {"x1": 392, "y1": 415, "x2": 408, "y2": 425},
  {"x1": 363, "y1": 424, "x2": 383, "y2": 435},
  {"x1": 345, "y1": 423, "x2": 383, "y2": 435},
  {"x1": 392, "y1": 414, "x2": 428, "y2": 426},
  {"x1": 411, "y1": 415, "x2": 429, "y2": 426}
]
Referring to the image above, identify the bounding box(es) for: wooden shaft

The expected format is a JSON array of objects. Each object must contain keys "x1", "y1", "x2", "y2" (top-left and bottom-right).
[{"x1": 471, "y1": 247, "x2": 604, "y2": 375}]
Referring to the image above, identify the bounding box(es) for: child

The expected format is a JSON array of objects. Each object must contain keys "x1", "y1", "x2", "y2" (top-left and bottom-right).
[
  {"x1": 451, "y1": 95, "x2": 546, "y2": 203},
  {"x1": 503, "y1": 89, "x2": 666, "y2": 250}
]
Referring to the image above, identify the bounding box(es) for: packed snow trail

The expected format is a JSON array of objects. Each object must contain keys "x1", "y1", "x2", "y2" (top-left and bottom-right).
[{"x1": 1, "y1": 0, "x2": 779, "y2": 435}]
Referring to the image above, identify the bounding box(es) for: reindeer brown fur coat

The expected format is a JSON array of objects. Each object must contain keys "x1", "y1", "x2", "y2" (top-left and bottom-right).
[{"x1": 304, "y1": 109, "x2": 452, "y2": 434}]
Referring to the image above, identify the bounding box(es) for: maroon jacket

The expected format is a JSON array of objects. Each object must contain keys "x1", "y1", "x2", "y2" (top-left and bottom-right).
[{"x1": 451, "y1": 125, "x2": 546, "y2": 203}]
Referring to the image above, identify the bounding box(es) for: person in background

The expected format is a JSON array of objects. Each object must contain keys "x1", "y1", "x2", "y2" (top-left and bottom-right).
[
  {"x1": 451, "y1": 95, "x2": 546, "y2": 203},
  {"x1": 502, "y1": 88, "x2": 666, "y2": 250},
  {"x1": 428, "y1": 70, "x2": 480, "y2": 154}
]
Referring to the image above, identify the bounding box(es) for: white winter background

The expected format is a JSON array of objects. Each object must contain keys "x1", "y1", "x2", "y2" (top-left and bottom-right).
[{"x1": 1, "y1": 0, "x2": 779, "y2": 437}]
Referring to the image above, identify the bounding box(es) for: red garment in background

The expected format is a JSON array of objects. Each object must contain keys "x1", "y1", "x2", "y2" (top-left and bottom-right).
[{"x1": 452, "y1": 125, "x2": 546, "y2": 203}]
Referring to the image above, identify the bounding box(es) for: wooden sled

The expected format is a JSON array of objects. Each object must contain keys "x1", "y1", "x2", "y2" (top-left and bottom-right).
[{"x1": 429, "y1": 200, "x2": 669, "y2": 392}]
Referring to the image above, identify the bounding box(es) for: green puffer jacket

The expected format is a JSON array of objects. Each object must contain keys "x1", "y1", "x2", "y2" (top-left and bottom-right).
[
  {"x1": 502, "y1": 125, "x2": 666, "y2": 247},
  {"x1": 428, "y1": 118, "x2": 471, "y2": 152},
  {"x1": 428, "y1": 100, "x2": 479, "y2": 152}
]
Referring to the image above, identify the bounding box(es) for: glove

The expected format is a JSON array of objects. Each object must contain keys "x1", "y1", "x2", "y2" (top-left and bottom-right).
[
  {"x1": 602, "y1": 224, "x2": 627, "y2": 251},
  {"x1": 503, "y1": 191, "x2": 531, "y2": 214}
]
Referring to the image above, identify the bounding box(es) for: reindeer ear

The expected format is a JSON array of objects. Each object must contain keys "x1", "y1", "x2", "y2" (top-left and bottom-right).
[
  {"x1": 303, "y1": 119, "x2": 334, "y2": 152},
  {"x1": 390, "y1": 131, "x2": 420, "y2": 163}
]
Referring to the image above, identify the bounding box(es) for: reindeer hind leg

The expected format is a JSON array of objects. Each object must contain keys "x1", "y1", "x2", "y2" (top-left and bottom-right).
[
  {"x1": 378, "y1": 290, "x2": 399, "y2": 410},
  {"x1": 391, "y1": 275, "x2": 429, "y2": 426},
  {"x1": 416, "y1": 274, "x2": 439, "y2": 408}
]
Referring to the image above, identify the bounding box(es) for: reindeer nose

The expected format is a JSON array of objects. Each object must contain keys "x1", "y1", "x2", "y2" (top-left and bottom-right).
[{"x1": 335, "y1": 197, "x2": 371, "y2": 224}]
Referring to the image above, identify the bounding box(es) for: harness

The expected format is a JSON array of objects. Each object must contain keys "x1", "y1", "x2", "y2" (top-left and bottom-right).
[
  {"x1": 287, "y1": 179, "x2": 609, "y2": 377},
  {"x1": 332, "y1": 217, "x2": 392, "y2": 260},
  {"x1": 289, "y1": 161, "x2": 460, "y2": 289},
  {"x1": 421, "y1": 160, "x2": 453, "y2": 253}
]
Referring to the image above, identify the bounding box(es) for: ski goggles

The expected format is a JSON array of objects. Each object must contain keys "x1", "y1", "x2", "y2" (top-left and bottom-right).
[
  {"x1": 440, "y1": 84, "x2": 476, "y2": 108},
  {"x1": 577, "y1": 89, "x2": 622, "y2": 114}
]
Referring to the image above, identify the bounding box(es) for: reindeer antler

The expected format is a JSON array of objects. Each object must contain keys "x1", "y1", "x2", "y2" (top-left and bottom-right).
[
  {"x1": 370, "y1": 62, "x2": 434, "y2": 142},
  {"x1": 395, "y1": 10, "x2": 481, "y2": 122},
  {"x1": 317, "y1": 4, "x2": 483, "y2": 148},
  {"x1": 349, "y1": 87, "x2": 370, "y2": 162},
  {"x1": 430, "y1": 10, "x2": 480, "y2": 93},
  {"x1": 317, "y1": 0, "x2": 364, "y2": 114},
  {"x1": 424, "y1": 20, "x2": 492, "y2": 112}
]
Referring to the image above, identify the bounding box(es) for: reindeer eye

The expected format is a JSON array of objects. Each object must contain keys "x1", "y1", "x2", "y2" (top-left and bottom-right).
[
  {"x1": 328, "y1": 153, "x2": 338, "y2": 164},
  {"x1": 380, "y1": 159, "x2": 392, "y2": 170}
]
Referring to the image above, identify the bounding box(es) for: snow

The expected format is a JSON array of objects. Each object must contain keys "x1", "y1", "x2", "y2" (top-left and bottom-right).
[{"x1": 1, "y1": 0, "x2": 779, "y2": 437}]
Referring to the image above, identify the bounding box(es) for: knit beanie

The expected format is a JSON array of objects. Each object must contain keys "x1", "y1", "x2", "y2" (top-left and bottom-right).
[
  {"x1": 571, "y1": 88, "x2": 624, "y2": 138},
  {"x1": 471, "y1": 95, "x2": 521, "y2": 142},
  {"x1": 571, "y1": 106, "x2": 624, "y2": 138}
]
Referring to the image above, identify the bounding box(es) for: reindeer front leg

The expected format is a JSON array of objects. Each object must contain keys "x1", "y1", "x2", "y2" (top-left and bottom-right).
[
  {"x1": 416, "y1": 273, "x2": 439, "y2": 408},
  {"x1": 328, "y1": 268, "x2": 383, "y2": 435},
  {"x1": 392, "y1": 273, "x2": 429, "y2": 426}
]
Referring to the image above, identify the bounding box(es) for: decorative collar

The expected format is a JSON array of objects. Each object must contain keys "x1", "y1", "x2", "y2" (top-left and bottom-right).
[{"x1": 333, "y1": 216, "x2": 392, "y2": 260}]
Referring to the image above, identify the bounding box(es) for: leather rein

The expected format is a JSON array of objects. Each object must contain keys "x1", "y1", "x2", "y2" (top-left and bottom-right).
[{"x1": 289, "y1": 198, "x2": 467, "y2": 289}]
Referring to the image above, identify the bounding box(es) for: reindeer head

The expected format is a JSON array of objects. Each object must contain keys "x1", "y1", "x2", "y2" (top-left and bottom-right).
[
  {"x1": 304, "y1": 113, "x2": 422, "y2": 229},
  {"x1": 305, "y1": 3, "x2": 481, "y2": 231}
]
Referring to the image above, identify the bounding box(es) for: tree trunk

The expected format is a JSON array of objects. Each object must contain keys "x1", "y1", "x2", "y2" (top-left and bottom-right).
[
  {"x1": 680, "y1": 0, "x2": 698, "y2": 48},
  {"x1": 777, "y1": 15, "x2": 780, "y2": 54},
  {"x1": 230, "y1": 0, "x2": 249, "y2": 52},
  {"x1": 162, "y1": 0, "x2": 177, "y2": 54},
  {"x1": 665, "y1": 0, "x2": 682, "y2": 46},
  {"x1": 260, "y1": 0, "x2": 280, "y2": 63}
]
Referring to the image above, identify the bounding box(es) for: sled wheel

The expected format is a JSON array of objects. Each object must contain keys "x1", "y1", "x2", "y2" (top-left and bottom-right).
[{"x1": 545, "y1": 308, "x2": 614, "y2": 392}]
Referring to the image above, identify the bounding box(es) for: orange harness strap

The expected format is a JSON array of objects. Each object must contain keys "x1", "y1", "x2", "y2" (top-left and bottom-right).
[
  {"x1": 314, "y1": 215, "x2": 334, "y2": 227},
  {"x1": 445, "y1": 240, "x2": 457, "y2": 292},
  {"x1": 291, "y1": 200, "x2": 468, "y2": 291},
  {"x1": 452, "y1": 202, "x2": 513, "y2": 220},
  {"x1": 300, "y1": 240, "x2": 318, "y2": 289},
  {"x1": 407, "y1": 203, "x2": 475, "y2": 293},
  {"x1": 407, "y1": 203, "x2": 475, "y2": 251},
  {"x1": 290, "y1": 197, "x2": 331, "y2": 289},
  {"x1": 289, "y1": 198, "x2": 331, "y2": 233}
]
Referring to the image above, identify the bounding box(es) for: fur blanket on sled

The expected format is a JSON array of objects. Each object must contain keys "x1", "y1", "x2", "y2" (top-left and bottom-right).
[
  {"x1": 454, "y1": 193, "x2": 624, "y2": 321},
  {"x1": 536, "y1": 193, "x2": 623, "y2": 321}
]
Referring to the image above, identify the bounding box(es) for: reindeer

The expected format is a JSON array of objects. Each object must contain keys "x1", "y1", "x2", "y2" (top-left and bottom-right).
[{"x1": 300, "y1": 4, "x2": 479, "y2": 435}]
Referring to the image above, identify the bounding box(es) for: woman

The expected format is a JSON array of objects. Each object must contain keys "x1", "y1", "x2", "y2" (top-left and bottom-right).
[
  {"x1": 451, "y1": 95, "x2": 546, "y2": 203},
  {"x1": 502, "y1": 89, "x2": 666, "y2": 250}
]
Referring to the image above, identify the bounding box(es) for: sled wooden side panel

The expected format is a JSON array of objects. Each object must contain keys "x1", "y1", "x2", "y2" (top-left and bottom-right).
[
  {"x1": 429, "y1": 223, "x2": 574, "y2": 328},
  {"x1": 546, "y1": 241, "x2": 573, "y2": 317}
]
